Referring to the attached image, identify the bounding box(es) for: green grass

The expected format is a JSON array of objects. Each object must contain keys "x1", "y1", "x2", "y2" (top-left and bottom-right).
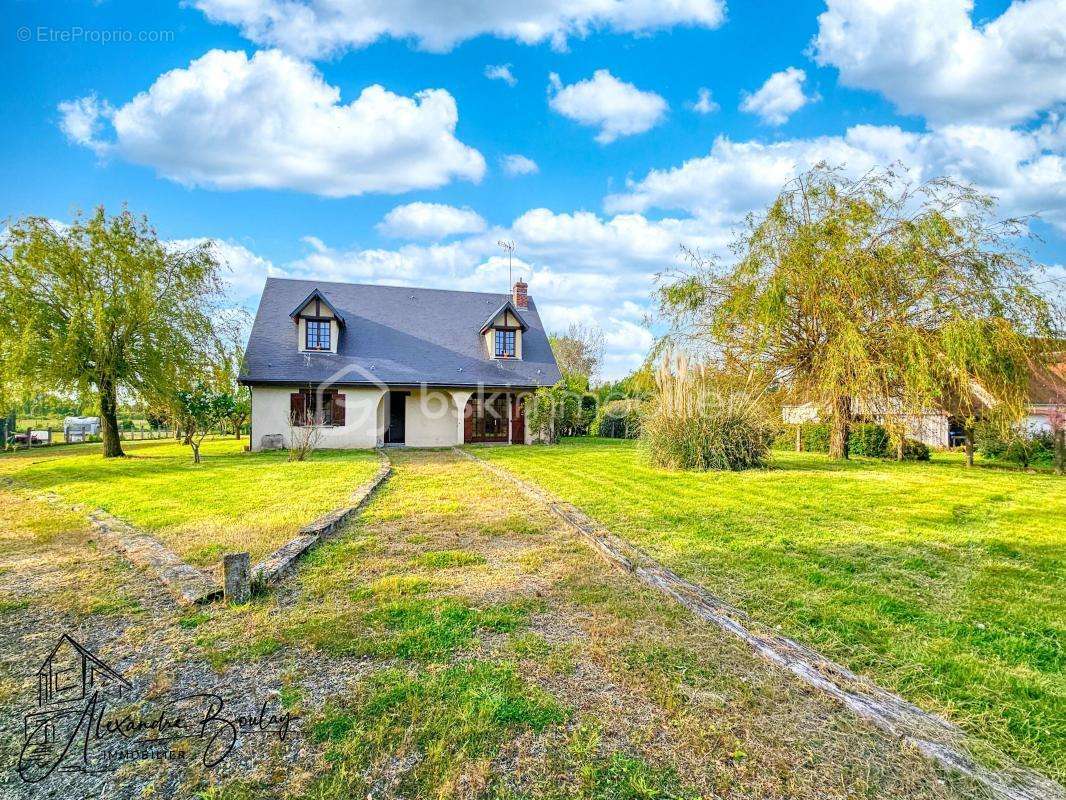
[
  {"x1": 311, "y1": 661, "x2": 566, "y2": 797},
  {"x1": 476, "y1": 438, "x2": 1066, "y2": 781},
  {"x1": 0, "y1": 437, "x2": 381, "y2": 564}
]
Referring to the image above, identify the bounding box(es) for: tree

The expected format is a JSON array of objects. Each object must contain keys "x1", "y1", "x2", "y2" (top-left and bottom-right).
[
  {"x1": 658, "y1": 165, "x2": 1062, "y2": 460},
  {"x1": 549, "y1": 323, "x2": 606, "y2": 383},
  {"x1": 0, "y1": 209, "x2": 225, "y2": 457},
  {"x1": 175, "y1": 383, "x2": 233, "y2": 463}
]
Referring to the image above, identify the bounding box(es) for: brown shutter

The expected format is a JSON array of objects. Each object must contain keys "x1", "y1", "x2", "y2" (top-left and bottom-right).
[
  {"x1": 290, "y1": 392, "x2": 306, "y2": 425},
  {"x1": 332, "y1": 393, "x2": 346, "y2": 426}
]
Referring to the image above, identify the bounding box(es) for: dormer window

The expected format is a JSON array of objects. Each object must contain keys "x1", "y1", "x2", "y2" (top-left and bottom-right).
[
  {"x1": 306, "y1": 319, "x2": 330, "y2": 350},
  {"x1": 480, "y1": 299, "x2": 529, "y2": 361},
  {"x1": 495, "y1": 329, "x2": 516, "y2": 358},
  {"x1": 289, "y1": 288, "x2": 345, "y2": 355}
]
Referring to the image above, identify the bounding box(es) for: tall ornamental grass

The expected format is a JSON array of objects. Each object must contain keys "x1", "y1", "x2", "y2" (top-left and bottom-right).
[{"x1": 641, "y1": 356, "x2": 775, "y2": 471}]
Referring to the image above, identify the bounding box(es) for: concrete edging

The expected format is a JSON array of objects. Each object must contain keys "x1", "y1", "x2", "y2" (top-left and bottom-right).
[
  {"x1": 455, "y1": 447, "x2": 1064, "y2": 800},
  {"x1": 251, "y1": 451, "x2": 392, "y2": 586}
]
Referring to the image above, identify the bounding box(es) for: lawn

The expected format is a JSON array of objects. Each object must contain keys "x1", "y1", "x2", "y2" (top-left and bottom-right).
[
  {"x1": 475, "y1": 438, "x2": 1066, "y2": 782},
  {"x1": 0, "y1": 437, "x2": 382, "y2": 565}
]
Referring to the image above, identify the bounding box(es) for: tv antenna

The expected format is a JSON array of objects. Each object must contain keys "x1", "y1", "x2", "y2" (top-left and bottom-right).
[{"x1": 497, "y1": 239, "x2": 516, "y2": 288}]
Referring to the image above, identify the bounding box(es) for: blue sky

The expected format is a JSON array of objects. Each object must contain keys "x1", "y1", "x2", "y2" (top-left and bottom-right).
[{"x1": 3, "y1": 0, "x2": 1064, "y2": 378}]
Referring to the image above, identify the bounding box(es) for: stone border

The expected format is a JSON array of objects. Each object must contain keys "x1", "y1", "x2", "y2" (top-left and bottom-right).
[
  {"x1": 16, "y1": 486, "x2": 222, "y2": 606},
  {"x1": 455, "y1": 447, "x2": 1064, "y2": 800},
  {"x1": 251, "y1": 451, "x2": 392, "y2": 585}
]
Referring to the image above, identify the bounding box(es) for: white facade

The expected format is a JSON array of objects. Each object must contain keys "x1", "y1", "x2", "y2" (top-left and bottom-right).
[{"x1": 250, "y1": 385, "x2": 529, "y2": 450}]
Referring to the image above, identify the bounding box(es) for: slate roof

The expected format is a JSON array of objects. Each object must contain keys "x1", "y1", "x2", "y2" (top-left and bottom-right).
[{"x1": 241, "y1": 278, "x2": 561, "y2": 388}]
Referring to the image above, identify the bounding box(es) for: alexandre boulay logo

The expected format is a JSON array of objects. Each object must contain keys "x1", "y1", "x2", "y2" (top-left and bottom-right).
[{"x1": 17, "y1": 634, "x2": 299, "y2": 783}]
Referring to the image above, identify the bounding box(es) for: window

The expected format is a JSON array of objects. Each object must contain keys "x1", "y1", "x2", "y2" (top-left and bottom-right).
[
  {"x1": 494, "y1": 329, "x2": 516, "y2": 358},
  {"x1": 289, "y1": 390, "x2": 345, "y2": 427},
  {"x1": 306, "y1": 319, "x2": 331, "y2": 350}
]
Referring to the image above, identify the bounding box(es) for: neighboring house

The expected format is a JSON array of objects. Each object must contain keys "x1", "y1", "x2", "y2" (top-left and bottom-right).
[
  {"x1": 781, "y1": 356, "x2": 1066, "y2": 448},
  {"x1": 240, "y1": 278, "x2": 561, "y2": 449}
]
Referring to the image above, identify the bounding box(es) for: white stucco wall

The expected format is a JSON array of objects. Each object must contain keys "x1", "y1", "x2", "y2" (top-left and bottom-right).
[
  {"x1": 250, "y1": 386, "x2": 384, "y2": 450},
  {"x1": 404, "y1": 389, "x2": 460, "y2": 447}
]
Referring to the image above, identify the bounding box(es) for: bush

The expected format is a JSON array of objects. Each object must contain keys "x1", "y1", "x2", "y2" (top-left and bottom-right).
[
  {"x1": 800, "y1": 422, "x2": 831, "y2": 453},
  {"x1": 849, "y1": 423, "x2": 891, "y2": 458},
  {"x1": 976, "y1": 423, "x2": 1054, "y2": 468},
  {"x1": 902, "y1": 438, "x2": 930, "y2": 461},
  {"x1": 593, "y1": 399, "x2": 643, "y2": 439},
  {"x1": 641, "y1": 358, "x2": 775, "y2": 471}
]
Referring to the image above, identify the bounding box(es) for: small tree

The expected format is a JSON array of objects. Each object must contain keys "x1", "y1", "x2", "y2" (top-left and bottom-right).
[
  {"x1": 526, "y1": 384, "x2": 579, "y2": 444},
  {"x1": 174, "y1": 383, "x2": 233, "y2": 463},
  {"x1": 0, "y1": 209, "x2": 224, "y2": 457},
  {"x1": 288, "y1": 405, "x2": 322, "y2": 461},
  {"x1": 549, "y1": 323, "x2": 606, "y2": 383}
]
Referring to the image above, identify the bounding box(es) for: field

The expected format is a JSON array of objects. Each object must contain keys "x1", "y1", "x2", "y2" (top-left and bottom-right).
[
  {"x1": 0, "y1": 438, "x2": 381, "y2": 564},
  {"x1": 476, "y1": 438, "x2": 1066, "y2": 781}
]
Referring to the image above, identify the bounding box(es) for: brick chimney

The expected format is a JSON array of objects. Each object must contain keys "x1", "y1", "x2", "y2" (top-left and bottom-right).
[{"x1": 513, "y1": 278, "x2": 528, "y2": 309}]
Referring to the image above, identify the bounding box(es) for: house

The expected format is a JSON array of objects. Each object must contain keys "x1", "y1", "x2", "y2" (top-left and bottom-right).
[
  {"x1": 240, "y1": 277, "x2": 561, "y2": 449},
  {"x1": 781, "y1": 356, "x2": 1066, "y2": 448}
]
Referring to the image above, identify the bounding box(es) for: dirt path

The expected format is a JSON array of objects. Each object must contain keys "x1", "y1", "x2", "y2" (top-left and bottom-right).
[{"x1": 0, "y1": 451, "x2": 988, "y2": 799}]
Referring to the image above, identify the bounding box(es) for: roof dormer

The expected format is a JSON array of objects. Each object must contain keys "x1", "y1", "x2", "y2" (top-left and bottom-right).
[
  {"x1": 480, "y1": 299, "x2": 528, "y2": 360},
  {"x1": 290, "y1": 288, "x2": 344, "y2": 354}
]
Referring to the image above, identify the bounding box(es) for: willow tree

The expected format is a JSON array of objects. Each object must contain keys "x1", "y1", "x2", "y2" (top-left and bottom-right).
[
  {"x1": 0, "y1": 209, "x2": 224, "y2": 457},
  {"x1": 659, "y1": 165, "x2": 1062, "y2": 460}
]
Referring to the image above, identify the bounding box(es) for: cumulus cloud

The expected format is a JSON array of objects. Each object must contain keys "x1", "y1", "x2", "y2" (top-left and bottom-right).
[
  {"x1": 57, "y1": 49, "x2": 485, "y2": 197},
  {"x1": 548, "y1": 70, "x2": 668, "y2": 144},
  {"x1": 740, "y1": 67, "x2": 812, "y2": 125},
  {"x1": 606, "y1": 121, "x2": 1066, "y2": 232},
  {"x1": 193, "y1": 0, "x2": 726, "y2": 57},
  {"x1": 500, "y1": 154, "x2": 539, "y2": 176},
  {"x1": 484, "y1": 64, "x2": 517, "y2": 86},
  {"x1": 377, "y1": 202, "x2": 487, "y2": 239},
  {"x1": 57, "y1": 94, "x2": 113, "y2": 156},
  {"x1": 167, "y1": 238, "x2": 281, "y2": 301},
  {"x1": 812, "y1": 0, "x2": 1066, "y2": 125},
  {"x1": 689, "y1": 87, "x2": 719, "y2": 114}
]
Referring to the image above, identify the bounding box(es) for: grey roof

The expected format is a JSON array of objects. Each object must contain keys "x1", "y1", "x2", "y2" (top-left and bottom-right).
[
  {"x1": 288, "y1": 288, "x2": 346, "y2": 325},
  {"x1": 480, "y1": 300, "x2": 528, "y2": 333},
  {"x1": 241, "y1": 278, "x2": 561, "y2": 388}
]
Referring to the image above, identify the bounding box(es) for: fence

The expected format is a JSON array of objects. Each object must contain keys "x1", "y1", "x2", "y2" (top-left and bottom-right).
[{"x1": 4, "y1": 426, "x2": 181, "y2": 449}]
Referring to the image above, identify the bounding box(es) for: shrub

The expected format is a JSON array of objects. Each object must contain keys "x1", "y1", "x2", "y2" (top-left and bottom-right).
[
  {"x1": 976, "y1": 423, "x2": 1054, "y2": 468},
  {"x1": 849, "y1": 423, "x2": 891, "y2": 458},
  {"x1": 593, "y1": 399, "x2": 643, "y2": 439},
  {"x1": 641, "y1": 356, "x2": 775, "y2": 471},
  {"x1": 771, "y1": 425, "x2": 798, "y2": 451},
  {"x1": 902, "y1": 438, "x2": 930, "y2": 461},
  {"x1": 800, "y1": 422, "x2": 831, "y2": 453}
]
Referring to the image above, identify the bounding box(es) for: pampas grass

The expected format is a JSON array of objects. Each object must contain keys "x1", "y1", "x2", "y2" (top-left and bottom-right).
[{"x1": 642, "y1": 354, "x2": 775, "y2": 471}]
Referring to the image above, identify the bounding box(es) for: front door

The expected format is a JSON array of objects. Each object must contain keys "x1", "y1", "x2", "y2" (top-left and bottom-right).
[
  {"x1": 386, "y1": 391, "x2": 408, "y2": 444},
  {"x1": 510, "y1": 395, "x2": 525, "y2": 444}
]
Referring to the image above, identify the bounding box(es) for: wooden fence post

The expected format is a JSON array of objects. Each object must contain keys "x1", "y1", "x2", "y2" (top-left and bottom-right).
[{"x1": 223, "y1": 552, "x2": 251, "y2": 603}]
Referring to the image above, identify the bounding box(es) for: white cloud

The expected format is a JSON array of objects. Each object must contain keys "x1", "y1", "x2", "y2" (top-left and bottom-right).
[
  {"x1": 484, "y1": 64, "x2": 517, "y2": 86},
  {"x1": 740, "y1": 67, "x2": 812, "y2": 125},
  {"x1": 167, "y1": 238, "x2": 281, "y2": 301},
  {"x1": 377, "y1": 202, "x2": 487, "y2": 239},
  {"x1": 606, "y1": 120, "x2": 1066, "y2": 232},
  {"x1": 500, "y1": 154, "x2": 539, "y2": 176},
  {"x1": 812, "y1": 0, "x2": 1066, "y2": 125},
  {"x1": 57, "y1": 94, "x2": 113, "y2": 156},
  {"x1": 193, "y1": 0, "x2": 726, "y2": 57},
  {"x1": 548, "y1": 70, "x2": 668, "y2": 143},
  {"x1": 689, "y1": 87, "x2": 719, "y2": 114},
  {"x1": 58, "y1": 49, "x2": 485, "y2": 197}
]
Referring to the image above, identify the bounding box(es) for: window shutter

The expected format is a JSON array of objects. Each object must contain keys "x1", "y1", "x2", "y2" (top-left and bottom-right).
[
  {"x1": 332, "y1": 393, "x2": 346, "y2": 426},
  {"x1": 290, "y1": 392, "x2": 306, "y2": 425}
]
